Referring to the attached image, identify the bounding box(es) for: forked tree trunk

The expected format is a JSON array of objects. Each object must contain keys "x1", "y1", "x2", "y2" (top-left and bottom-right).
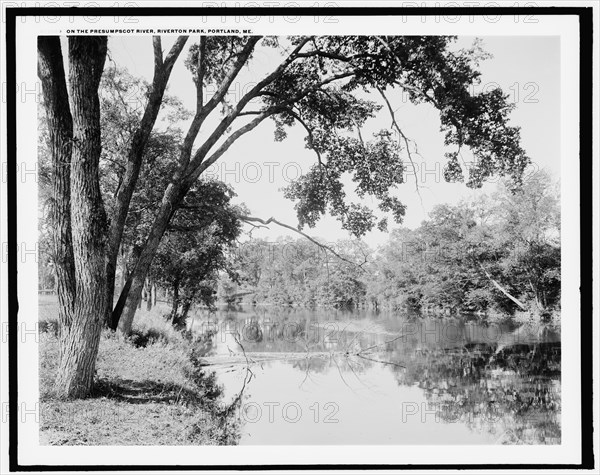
[
  {"x1": 48, "y1": 36, "x2": 108, "y2": 399},
  {"x1": 112, "y1": 37, "x2": 263, "y2": 334},
  {"x1": 103, "y1": 36, "x2": 188, "y2": 327}
]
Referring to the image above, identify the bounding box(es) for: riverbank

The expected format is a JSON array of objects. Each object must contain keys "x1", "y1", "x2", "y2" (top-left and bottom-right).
[
  {"x1": 39, "y1": 297, "x2": 240, "y2": 445},
  {"x1": 215, "y1": 298, "x2": 561, "y2": 331}
]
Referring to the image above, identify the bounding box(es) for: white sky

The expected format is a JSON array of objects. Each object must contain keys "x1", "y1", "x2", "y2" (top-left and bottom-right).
[{"x1": 106, "y1": 35, "x2": 560, "y2": 247}]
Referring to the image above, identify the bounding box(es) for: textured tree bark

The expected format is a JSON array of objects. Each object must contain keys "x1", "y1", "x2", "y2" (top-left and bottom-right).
[
  {"x1": 54, "y1": 37, "x2": 108, "y2": 399},
  {"x1": 37, "y1": 37, "x2": 76, "y2": 361}
]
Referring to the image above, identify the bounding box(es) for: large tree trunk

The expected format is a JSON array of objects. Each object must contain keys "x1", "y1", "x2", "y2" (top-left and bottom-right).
[
  {"x1": 54, "y1": 37, "x2": 108, "y2": 399},
  {"x1": 37, "y1": 37, "x2": 76, "y2": 361}
]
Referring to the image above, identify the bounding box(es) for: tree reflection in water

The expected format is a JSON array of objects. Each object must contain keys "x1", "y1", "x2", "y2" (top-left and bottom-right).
[
  {"x1": 396, "y1": 342, "x2": 560, "y2": 444},
  {"x1": 197, "y1": 308, "x2": 561, "y2": 445},
  {"x1": 282, "y1": 340, "x2": 560, "y2": 444}
]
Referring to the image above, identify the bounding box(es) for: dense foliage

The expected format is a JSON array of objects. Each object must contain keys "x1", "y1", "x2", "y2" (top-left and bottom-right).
[
  {"x1": 151, "y1": 180, "x2": 244, "y2": 329},
  {"x1": 221, "y1": 172, "x2": 560, "y2": 322},
  {"x1": 366, "y1": 171, "x2": 560, "y2": 317},
  {"x1": 220, "y1": 238, "x2": 370, "y2": 308}
]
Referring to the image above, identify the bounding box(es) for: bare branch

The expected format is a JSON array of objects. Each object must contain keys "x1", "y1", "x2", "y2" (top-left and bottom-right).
[
  {"x1": 377, "y1": 86, "x2": 424, "y2": 207},
  {"x1": 355, "y1": 354, "x2": 406, "y2": 368},
  {"x1": 283, "y1": 107, "x2": 326, "y2": 170},
  {"x1": 199, "y1": 37, "x2": 261, "y2": 120},
  {"x1": 352, "y1": 118, "x2": 365, "y2": 147},
  {"x1": 238, "y1": 215, "x2": 369, "y2": 272}
]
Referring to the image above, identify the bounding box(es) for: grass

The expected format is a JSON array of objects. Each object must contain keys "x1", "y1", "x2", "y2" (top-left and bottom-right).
[{"x1": 39, "y1": 296, "x2": 240, "y2": 445}]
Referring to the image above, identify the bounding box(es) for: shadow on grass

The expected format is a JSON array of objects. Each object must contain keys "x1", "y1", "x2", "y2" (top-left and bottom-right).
[
  {"x1": 91, "y1": 378, "x2": 201, "y2": 406},
  {"x1": 39, "y1": 317, "x2": 243, "y2": 445}
]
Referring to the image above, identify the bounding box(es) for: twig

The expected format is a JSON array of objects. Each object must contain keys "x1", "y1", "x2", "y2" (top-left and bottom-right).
[
  {"x1": 238, "y1": 215, "x2": 368, "y2": 272},
  {"x1": 377, "y1": 86, "x2": 424, "y2": 208}
]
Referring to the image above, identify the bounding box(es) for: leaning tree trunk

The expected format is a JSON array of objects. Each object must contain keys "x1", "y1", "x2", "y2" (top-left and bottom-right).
[
  {"x1": 54, "y1": 37, "x2": 108, "y2": 399},
  {"x1": 103, "y1": 36, "x2": 188, "y2": 327},
  {"x1": 114, "y1": 182, "x2": 187, "y2": 334},
  {"x1": 111, "y1": 37, "x2": 263, "y2": 334}
]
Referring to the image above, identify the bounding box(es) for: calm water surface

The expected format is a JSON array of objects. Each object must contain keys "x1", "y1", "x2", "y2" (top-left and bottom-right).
[{"x1": 191, "y1": 306, "x2": 560, "y2": 445}]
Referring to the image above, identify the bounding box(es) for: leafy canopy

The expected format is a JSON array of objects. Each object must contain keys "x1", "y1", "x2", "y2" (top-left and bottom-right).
[{"x1": 183, "y1": 36, "x2": 530, "y2": 237}]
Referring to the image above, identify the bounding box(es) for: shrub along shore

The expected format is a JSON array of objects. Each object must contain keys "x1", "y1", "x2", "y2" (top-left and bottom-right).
[{"x1": 39, "y1": 297, "x2": 240, "y2": 446}]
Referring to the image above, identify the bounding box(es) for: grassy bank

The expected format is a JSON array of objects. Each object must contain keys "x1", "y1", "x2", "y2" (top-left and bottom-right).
[{"x1": 39, "y1": 296, "x2": 240, "y2": 445}]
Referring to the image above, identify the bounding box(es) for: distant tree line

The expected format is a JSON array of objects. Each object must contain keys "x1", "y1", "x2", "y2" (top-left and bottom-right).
[{"x1": 220, "y1": 171, "x2": 560, "y2": 321}]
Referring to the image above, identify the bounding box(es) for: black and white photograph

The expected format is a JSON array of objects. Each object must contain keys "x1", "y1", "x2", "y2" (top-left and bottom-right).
[{"x1": 1, "y1": 2, "x2": 597, "y2": 472}]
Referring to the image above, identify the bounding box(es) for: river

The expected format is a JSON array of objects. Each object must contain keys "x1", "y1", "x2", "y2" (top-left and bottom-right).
[{"x1": 190, "y1": 305, "x2": 561, "y2": 445}]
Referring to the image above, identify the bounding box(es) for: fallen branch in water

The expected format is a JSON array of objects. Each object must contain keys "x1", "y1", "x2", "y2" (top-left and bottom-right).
[
  {"x1": 198, "y1": 352, "x2": 332, "y2": 368},
  {"x1": 357, "y1": 331, "x2": 412, "y2": 355},
  {"x1": 356, "y1": 354, "x2": 406, "y2": 368},
  {"x1": 199, "y1": 348, "x2": 406, "y2": 370}
]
